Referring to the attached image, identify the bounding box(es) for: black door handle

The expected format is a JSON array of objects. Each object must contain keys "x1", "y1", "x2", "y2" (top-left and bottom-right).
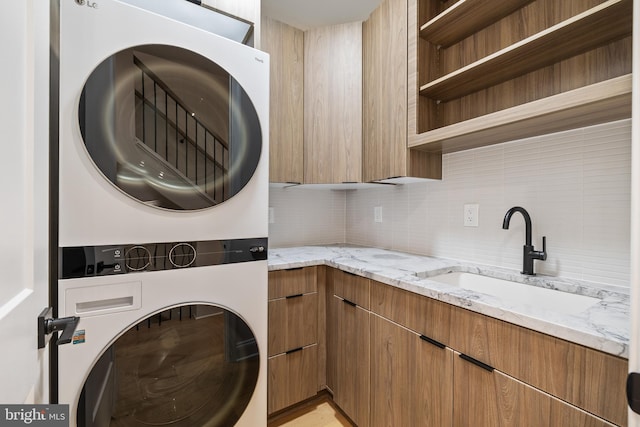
[{"x1": 37, "y1": 307, "x2": 80, "y2": 348}]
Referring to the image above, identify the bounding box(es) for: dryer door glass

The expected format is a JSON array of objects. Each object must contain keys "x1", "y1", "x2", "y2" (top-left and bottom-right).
[
  {"x1": 78, "y1": 304, "x2": 260, "y2": 426},
  {"x1": 79, "y1": 45, "x2": 262, "y2": 210}
]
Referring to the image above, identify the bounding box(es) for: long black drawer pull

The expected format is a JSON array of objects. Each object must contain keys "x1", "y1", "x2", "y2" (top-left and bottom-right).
[
  {"x1": 419, "y1": 334, "x2": 446, "y2": 349},
  {"x1": 286, "y1": 347, "x2": 304, "y2": 355},
  {"x1": 459, "y1": 353, "x2": 494, "y2": 372},
  {"x1": 286, "y1": 293, "x2": 304, "y2": 299},
  {"x1": 342, "y1": 298, "x2": 357, "y2": 307}
]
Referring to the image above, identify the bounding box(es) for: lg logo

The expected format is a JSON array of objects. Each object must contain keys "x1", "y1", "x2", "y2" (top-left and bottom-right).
[{"x1": 75, "y1": 0, "x2": 98, "y2": 8}]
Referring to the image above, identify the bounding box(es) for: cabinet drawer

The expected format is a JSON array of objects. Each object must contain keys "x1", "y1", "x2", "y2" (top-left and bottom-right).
[
  {"x1": 454, "y1": 352, "x2": 615, "y2": 427},
  {"x1": 268, "y1": 344, "x2": 318, "y2": 414},
  {"x1": 269, "y1": 267, "x2": 317, "y2": 300},
  {"x1": 370, "y1": 280, "x2": 451, "y2": 346},
  {"x1": 268, "y1": 293, "x2": 318, "y2": 357},
  {"x1": 449, "y1": 305, "x2": 627, "y2": 426},
  {"x1": 332, "y1": 269, "x2": 370, "y2": 309}
]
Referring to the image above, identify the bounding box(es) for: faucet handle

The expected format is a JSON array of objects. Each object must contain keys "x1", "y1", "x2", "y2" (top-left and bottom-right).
[{"x1": 540, "y1": 236, "x2": 547, "y2": 260}]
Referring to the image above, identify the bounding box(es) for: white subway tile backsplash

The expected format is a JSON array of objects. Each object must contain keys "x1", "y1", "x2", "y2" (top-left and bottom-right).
[
  {"x1": 268, "y1": 187, "x2": 346, "y2": 248},
  {"x1": 269, "y1": 119, "x2": 631, "y2": 287}
]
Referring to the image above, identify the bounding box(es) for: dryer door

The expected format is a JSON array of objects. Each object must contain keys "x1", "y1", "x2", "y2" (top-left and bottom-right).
[
  {"x1": 79, "y1": 44, "x2": 262, "y2": 210},
  {"x1": 78, "y1": 304, "x2": 259, "y2": 427}
]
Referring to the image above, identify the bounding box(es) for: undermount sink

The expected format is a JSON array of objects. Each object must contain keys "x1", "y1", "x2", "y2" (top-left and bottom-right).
[{"x1": 425, "y1": 272, "x2": 600, "y2": 316}]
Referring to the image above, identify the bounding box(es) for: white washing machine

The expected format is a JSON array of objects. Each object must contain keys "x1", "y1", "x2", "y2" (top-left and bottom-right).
[
  {"x1": 57, "y1": 243, "x2": 267, "y2": 427},
  {"x1": 53, "y1": 1, "x2": 269, "y2": 425}
]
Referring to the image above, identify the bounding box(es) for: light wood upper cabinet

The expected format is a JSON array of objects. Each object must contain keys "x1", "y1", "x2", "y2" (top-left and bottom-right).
[
  {"x1": 304, "y1": 22, "x2": 363, "y2": 184},
  {"x1": 261, "y1": 17, "x2": 304, "y2": 183},
  {"x1": 363, "y1": 0, "x2": 442, "y2": 181},
  {"x1": 408, "y1": 0, "x2": 632, "y2": 154}
]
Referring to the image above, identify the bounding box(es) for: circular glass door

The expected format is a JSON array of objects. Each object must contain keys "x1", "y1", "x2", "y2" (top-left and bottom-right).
[
  {"x1": 79, "y1": 45, "x2": 262, "y2": 210},
  {"x1": 78, "y1": 305, "x2": 260, "y2": 426}
]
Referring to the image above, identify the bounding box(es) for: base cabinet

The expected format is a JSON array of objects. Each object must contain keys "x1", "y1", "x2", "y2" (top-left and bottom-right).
[
  {"x1": 267, "y1": 267, "x2": 319, "y2": 415},
  {"x1": 370, "y1": 314, "x2": 453, "y2": 427},
  {"x1": 269, "y1": 267, "x2": 626, "y2": 426},
  {"x1": 327, "y1": 270, "x2": 371, "y2": 426},
  {"x1": 453, "y1": 352, "x2": 615, "y2": 427}
]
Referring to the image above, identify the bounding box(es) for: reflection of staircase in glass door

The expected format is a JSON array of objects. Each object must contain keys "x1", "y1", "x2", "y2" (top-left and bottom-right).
[{"x1": 133, "y1": 56, "x2": 229, "y2": 207}]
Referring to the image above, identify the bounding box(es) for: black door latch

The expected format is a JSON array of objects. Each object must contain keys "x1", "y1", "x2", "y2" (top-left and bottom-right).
[{"x1": 37, "y1": 307, "x2": 80, "y2": 349}]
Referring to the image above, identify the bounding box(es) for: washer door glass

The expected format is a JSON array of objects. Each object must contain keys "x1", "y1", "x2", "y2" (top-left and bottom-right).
[
  {"x1": 78, "y1": 305, "x2": 260, "y2": 426},
  {"x1": 79, "y1": 45, "x2": 262, "y2": 210}
]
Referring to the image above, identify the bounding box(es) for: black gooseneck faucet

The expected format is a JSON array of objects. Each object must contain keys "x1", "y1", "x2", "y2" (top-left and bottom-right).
[{"x1": 502, "y1": 206, "x2": 547, "y2": 275}]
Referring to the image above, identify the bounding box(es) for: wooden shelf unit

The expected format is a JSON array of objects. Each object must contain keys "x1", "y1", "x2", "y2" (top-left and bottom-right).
[
  {"x1": 419, "y1": 0, "x2": 532, "y2": 48},
  {"x1": 410, "y1": 0, "x2": 633, "y2": 154},
  {"x1": 420, "y1": 0, "x2": 632, "y2": 101},
  {"x1": 409, "y1": 74, "x2": 632, "y2": 153}
]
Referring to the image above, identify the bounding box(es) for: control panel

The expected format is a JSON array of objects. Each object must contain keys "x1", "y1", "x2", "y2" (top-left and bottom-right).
[{"x1": 59, "y1": 237, "x2": 268, "y2": 279}]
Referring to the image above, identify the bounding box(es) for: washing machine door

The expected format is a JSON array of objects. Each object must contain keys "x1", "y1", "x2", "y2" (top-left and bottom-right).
[
  {"x1": 78, "y1": 304, "x2": 259, "y2": 427},
  {"x1": 79, "y1": 44, "x2": 261, "y2": 210}
]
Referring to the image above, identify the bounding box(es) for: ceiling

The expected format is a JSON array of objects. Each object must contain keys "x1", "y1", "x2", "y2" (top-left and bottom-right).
[{"x1": 261, "y1": 0, "x2": 384, "y2": 30}]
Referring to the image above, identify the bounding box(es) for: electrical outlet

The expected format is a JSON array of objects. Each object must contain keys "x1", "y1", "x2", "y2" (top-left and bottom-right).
[
  {"x1": 464, "y1": 204, "x2": 479, "y2": 227},
  {"x1": 268, "y1": 207, "x2": 275, "y2": 224},
  {"x1": 374, "y1": 206, "x2": 383, "y2": 223}
]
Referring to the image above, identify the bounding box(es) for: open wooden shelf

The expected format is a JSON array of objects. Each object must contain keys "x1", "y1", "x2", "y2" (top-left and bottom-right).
[
  {"x1": 419, "y1": 0, "x2": 632, "y2": 102},
  {"x1": 410, "y1": 74, "x2": 631, "y2": 153},
  {"x1": 420, "y1": 0, "x2": 532, "y2": 48}
]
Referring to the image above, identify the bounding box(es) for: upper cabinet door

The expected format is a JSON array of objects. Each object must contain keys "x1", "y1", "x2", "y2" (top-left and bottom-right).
[
  {"x1": 304, "y1": 22, "x2": 363, "y2": 184},
  {"x1": 262, "y1": 17, "x2": 305, "y2": 184},
  {"x1": 363, "y1": 0, "x2": 441, "y2": 181}
]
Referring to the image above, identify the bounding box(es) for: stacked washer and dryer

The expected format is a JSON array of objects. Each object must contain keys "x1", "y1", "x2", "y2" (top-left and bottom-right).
[{"x1": 54, "y1": 0, "x2": 269, "y2": 425}]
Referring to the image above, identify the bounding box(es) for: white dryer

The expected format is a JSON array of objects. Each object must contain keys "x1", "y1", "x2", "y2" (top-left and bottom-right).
[
  {"x1": 58, "y1": 0, "x2": 269, "y2": 247},
  {"x1": 53, "y1": 1, "x2": 269, "y2": 426}
]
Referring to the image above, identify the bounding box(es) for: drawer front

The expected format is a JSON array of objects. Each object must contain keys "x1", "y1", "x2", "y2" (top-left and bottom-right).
[
  {"x1": 333, "y1": 269, "x2": 370, "y2": 309},
  {"x1": 269, "y1": 267, "x2": 317, "y2": 300},
  {"x1": 268, "y1": 344, "x2": 318, "y2": 414},
  {"x1": 268, "y1": 293, "x2": 318, "y2": 357},
  {"x1": 370, "y1": 280, "x2": 451, "y2": 346},
  {"x1": 449, "y1": 305, "x2": 627, "y2": 427},
  {"x1": 454, "y1": 352, "x2": 615, "y2": 427}
]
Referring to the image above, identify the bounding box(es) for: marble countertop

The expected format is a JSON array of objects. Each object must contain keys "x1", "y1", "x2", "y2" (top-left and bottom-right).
[{"x1": 268, "y1": 246, "x2": 630, "y2": 358}]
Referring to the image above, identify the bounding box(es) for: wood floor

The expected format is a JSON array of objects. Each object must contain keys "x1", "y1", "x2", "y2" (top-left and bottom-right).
[{"x1": 268, "y1": 397, "x2": 353, "y2": 427}]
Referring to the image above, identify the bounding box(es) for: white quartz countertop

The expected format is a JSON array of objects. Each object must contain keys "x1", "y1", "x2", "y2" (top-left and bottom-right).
[{"x1": 268, "y1": 246, "x2": 630, "y2": 358}]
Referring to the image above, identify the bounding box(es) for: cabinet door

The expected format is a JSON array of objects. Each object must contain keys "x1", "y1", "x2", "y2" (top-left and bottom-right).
[
  {"x1": 449, "y1": 304, "x2": 627, "y2": 426},
  {"x1": 261, "y1": 17, "x2": 304, "y2": 183},
  {"x1": 453, "y1": 352, "x2": 614, "y2": 427},
  {"x1": 370, "y1": 315, "x2": 453, "y2": 427},
  {"x1": 330, "y1": 295, "x2": 370, "y2": 426},
  {"x1": 304, "y1": 22, "x2": 363, "y2": 184},
  {"x1": 268, "y1": 345, "x2": 318, "y2": 414}
]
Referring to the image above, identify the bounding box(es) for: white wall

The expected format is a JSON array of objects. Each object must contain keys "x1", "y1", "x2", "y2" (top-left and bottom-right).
[{"x1": 269, "y1": 119, "x2": 632, "y2": 288}]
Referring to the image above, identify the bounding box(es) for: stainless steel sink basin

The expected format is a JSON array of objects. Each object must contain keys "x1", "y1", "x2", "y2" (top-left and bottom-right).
[{"x1": 425, "y1": 272, "x2": 599, "y2": 315}]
